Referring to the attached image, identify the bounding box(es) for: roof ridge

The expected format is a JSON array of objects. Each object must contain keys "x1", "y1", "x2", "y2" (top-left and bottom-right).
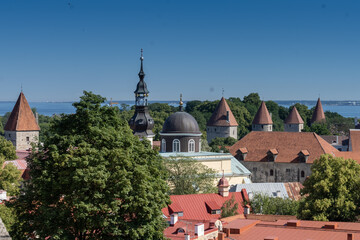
[{"x1": 313, "y1": 133, "x2": 326, "y2": 154}]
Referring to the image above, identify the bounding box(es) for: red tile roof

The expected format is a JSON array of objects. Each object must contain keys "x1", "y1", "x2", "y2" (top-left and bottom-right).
[
  {"x1": 4, "y1": 92, "x2": 40, "y2": 131},
  {"x1": 311, "y1": 98, "x2": 326, "y2": 123},
  {"x1": 162, "y1": 192, "x2": 246, "y2": 221},
  {"x1": 252, "y1": 101, "x2": 272, "y2": 125},
  {"x1": 207, "y1": 97, "x2": 238, "y2": 127},
  {"x1": 285, "y1": 106, "x2": 304, "y2": 124},
  {"x1": 230, "y1": 132, "x2": 339, "y2": 163},
  {"x1": 163, "y1": 219, "x2": 218, "y2": 240},
  {"x1": 222, "y1": 218, "x2": 360, "y2": 240}
]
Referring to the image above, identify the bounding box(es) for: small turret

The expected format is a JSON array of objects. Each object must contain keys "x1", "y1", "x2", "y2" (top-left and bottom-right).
[
  {"x1": 311, "y1": 98, "x2": 326, "y2": 124},
  {"x1": 252, "y1": 101, "x2": 273, "y2": 131},
  {"x1": 218, "y1": 174, "x2": 229, "y2": 197},
  {"x1": 284, "y1": 106, "x2": 304, "y2": 132}
]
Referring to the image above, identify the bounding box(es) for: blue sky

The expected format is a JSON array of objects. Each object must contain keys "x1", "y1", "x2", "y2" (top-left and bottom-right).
[{"x1": 0, "y1": 0, "x2": 359, "y2": 101}]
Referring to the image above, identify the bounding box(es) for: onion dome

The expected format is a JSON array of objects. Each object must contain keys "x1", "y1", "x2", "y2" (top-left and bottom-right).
[
  {"x1": 285, "y1": 106, "x2": 304, "y2": 124},
  {"x1": 217, "y1": 176, "x2": 229, "y2": 187},
  {"x1": 311, "y1": 98, "x2": 326, "y2": 123},
  {"x1": 252, "y1": 101, "x2": 273, "y2": 125}
]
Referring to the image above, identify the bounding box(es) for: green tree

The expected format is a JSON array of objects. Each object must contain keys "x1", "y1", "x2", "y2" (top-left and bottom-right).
[
  {"x1": 165, "y1": 156, "x2": 217, "y2": 195},
  {"x1": 250, "y1": 193, "x2": 299, "y2": 215},
  {"x1": 0, "y1": 136, "x2": 21, "y2": 196},
  {"x1": 209, "y1": 137, "x2": 237, "y2": 153},
  {"x1": 12, "y1": 91, "x2": 170, "y2": 239},
  {"x1": 306, "y1": 122, "x2": 331, "y2": 135},
  {"x1": 220, "y1": 195, "x2": 239, "y2": 218},
  {"x1": 0, "y1": 204, "x2": 17, "y2": 234},
  {"x1": 298, "y1": 154, "x2": 360, "y2": 222}
]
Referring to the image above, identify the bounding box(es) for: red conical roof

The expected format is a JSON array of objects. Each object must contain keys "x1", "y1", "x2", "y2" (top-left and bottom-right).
[
  {"x1": 4, "y1": 92, "x2": 40, "y2": 131},
  {"x1": 311, "y1": 98, "x2": 326, "y2": 123},
  {"x1": 285, "y1": 106, "x2": 304, "y2": 124},
  {"x1": 207, "y1": 97, "x2": 238, "y2": 127},
  {"x1": 252, "y1": 101, "x2": 273, "y2": 125}
]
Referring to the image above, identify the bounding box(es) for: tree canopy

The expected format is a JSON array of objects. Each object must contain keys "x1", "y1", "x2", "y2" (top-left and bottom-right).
[
  {"x1": 12, "y1": 91, "x2": 170, "y2": 239},
  {"x1": 165, "y1": 156, "x2": 217, "y2": 195},
  {"x1": 0, "y1": 136, "x2": 21, "y2": 196},
  {"x1": 250, "y1": 193, "x2": 299, "y2": 216},
  {"x1": 297, "y1": 154, "x2": 360, "y2": 222}
]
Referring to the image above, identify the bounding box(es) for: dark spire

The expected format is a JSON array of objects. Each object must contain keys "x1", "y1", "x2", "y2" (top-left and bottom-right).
[
  {"x1": 134, "y1": 49, "x2": 149, "y2": 95},
  {"x1": 179, "y1": 94, "x2": 184, "y2": 111}
]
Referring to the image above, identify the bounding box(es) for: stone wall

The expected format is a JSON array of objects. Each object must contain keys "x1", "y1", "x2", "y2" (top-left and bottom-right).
[
  {"x1": 252, "y1": 124, "x2": 272, "y2": 132},
  {"x1": 5, "y1": 130, "x2": 39, "y2": 150},
  {"x1": 207, "y1": 126, "x2": 237, "y2": 143},
  {"x1": 241, "y1": 161, "x2": 311, "y2": 183},
  {"x1": 284, "y1": 123, "x2": 304, "y2": 132}
]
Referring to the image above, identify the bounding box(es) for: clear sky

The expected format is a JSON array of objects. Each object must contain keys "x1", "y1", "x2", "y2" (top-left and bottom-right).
[{"x1": 0, "y1": 0, "x2": 359, "y2": 102}]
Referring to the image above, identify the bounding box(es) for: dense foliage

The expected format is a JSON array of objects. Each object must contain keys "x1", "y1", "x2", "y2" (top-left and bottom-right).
[
  {"x1": 11, "y1": 91, "x2": 170, "y2": 239},
  {"x1": 298, "y1": 154, "x2": 360, "y2": 222},
  {"x1": 165, "y1": 156, "x2": 217, "y2": 195},
  {"x1": 0, "y1": 136, "x2": 21, "y2": 195},
  {"x1": 250, "y1": 193, "x2": 299, "y2": 216},
  {"x1": 209, "y1": 137, "x2": 237, "y2": 153},
  {"x1": 220, "y1": 195, "x2": 239, "y2": 218}
]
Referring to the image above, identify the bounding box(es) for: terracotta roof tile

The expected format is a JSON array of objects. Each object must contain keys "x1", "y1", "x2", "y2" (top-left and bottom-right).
[
  {"x1": 311, "y1": 98, "x2": 326, "y2": 123},
  {"x1": 162, "y1": 192, "x2": 246, "y2": 221},
  {"x1": 230, "y1": 132, "x2": 339, "y2": 163},
  {"x1": 285, "y1": 106, "x2": 304, "y2": 124},
  {"x1": 252, "y1": 101, "x2": 273, "y2": 125},
  {"x1": 4, "y1": 92, "x2": 40, "y2": 131},
  {"x1": 207, "y1": 97, "x2": 238, "y2": 126}
]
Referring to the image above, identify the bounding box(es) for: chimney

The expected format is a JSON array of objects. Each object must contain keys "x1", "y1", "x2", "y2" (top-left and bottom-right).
[
  {"x1": 270, "y1": 112, "x2": 273, "y2": 119},
  {"x1": 184, "y1": 234, "x2": 190, "y2": 240},
  {"x1": 218, "y1": 232, "x2": 225, "y2": 240},
  {"x1": 226, "y1": 111, "x2": 230, "y2": 122},
  {"x1": 244, "y1": 205, "x2": 250, "y2": 215},
  {"x1": 195, "y1": 223, "x2": 204, "y2": 236},
  {"x1": 324, "y1": 223, "x2": 338, "y2": 229},
  {"x1": 0, "y1": 190, "x2": 7, "y2": 201},
  {"x1": 35, "y1": 112, "x2": 39, "y2": 125},
  {"x1": 276, "y1": 190, "x2": 281, "y2": 197},
  {"x1": 170, "y1": 213, "x2": 178, "y2": 226},
  {"x1": 347, "y1": 233, "x2": 354, "y2": 240}
]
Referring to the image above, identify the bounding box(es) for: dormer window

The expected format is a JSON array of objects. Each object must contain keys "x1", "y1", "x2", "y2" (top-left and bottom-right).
[
  {"x1": 298, "y1": 150, "x2": 310, "y2": 163},
  {"x1": 267, "y1": 149, "x2": 278, "y2": 162},
  {"x1": 206, "y1": 201, "x2": 221, "y2": 215},
  {"x1": 238, "y1": 147, "x2": 248, "y2": 160},
  {"x1": 211, "y1": 209, "x2": 221, "y2": 215}
]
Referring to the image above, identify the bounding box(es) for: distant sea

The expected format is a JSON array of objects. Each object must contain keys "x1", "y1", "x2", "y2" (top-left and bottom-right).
[{"x1": 0, "y1": 100, "x2": 359, "y2": 118}]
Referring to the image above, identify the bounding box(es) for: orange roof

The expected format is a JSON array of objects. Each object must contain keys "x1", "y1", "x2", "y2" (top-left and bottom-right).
[
  {"x1": 311, "y1": 98, "x2": 326, "y2": 123},
  {"x1": 285, "y1": 106, "x2": 304, "y2": 124},
  {"x1": 207, "y1": 97, "x2": 238, "y2": 127},
  {"x1": 349, "y1": 130, "x2": 360, "y2": 152},
  {"x1": 4, "y1": 92, "x2": 40, "y2": 131},
  {"x1": 229, "y1": 132, "x2": 339, "y2": 163},
  {"x1": 223, "y1": 219, "x2": 360, "y2": 240},
  {"x1": 162, "y1": 192, "x2": 247, "y2": 221},
  {"x1": 252, "y1": 101, "x2": 272, "y2": 125}
]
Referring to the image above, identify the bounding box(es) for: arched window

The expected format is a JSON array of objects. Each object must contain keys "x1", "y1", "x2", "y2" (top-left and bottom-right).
[
  {"x1": 173, "y1": 139, "x2": 180, "y2": 152},
  {"x1": 270, "y1": 169, "x2": 274, "y2": 176},
  {"x1": 161, "y1": 139, "x2": 166, "y2": 152},
  {"x1": 188, "y1": 139, "x2": 195, "y2": 152},
  {"x1": 301, "y1": 170, "x2": 305, "y2": 178}
]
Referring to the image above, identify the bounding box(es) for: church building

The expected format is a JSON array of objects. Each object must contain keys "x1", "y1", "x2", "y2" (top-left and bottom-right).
[
  {"x1": 128, "y1": 50, "x2": 155, "y2": 146},
  {"x1": 4, "y1": 92, "x2": 40, "y2": 150}
]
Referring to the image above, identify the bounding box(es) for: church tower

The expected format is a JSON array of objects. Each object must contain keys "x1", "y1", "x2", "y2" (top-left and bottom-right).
[
  {"x1": 129, "y1": 49, "x2": 155, "y2": 146},
  {"x1": 252, "y1": 101, "x2": 273, "y2": 131},
  {"x1": 284, "y1": 106, "x2": 304, "y2": 132},
  {"x1": 4, "y1": 92, "x2": 40, "y2": 150},
  {"x1": 311, "y1": 98, "x2": 326, "y2": 124},
  {"x1": 206, "y1": 97, "x2": 238, "y2": 143}
]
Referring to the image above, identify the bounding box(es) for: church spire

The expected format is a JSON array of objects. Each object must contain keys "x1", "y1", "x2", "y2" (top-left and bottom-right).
[
  {"x1": 179, "y1": 94, "x2": 184, "y2": 112},
  {"x1": 138, "y1": 48, "x2": 145, "y2": 80},
  {"x1": 134, "y1": 49, "x2": 149, "y2": 96}
]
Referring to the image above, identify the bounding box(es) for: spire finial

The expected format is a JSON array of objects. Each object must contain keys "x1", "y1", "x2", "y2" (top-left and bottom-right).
[
  {"x1": 222, "y1": 88, "x2": 224, "y2": 98},
  {"x1": 222, "y1": 170, "x2": 225, "y2": 178},
  {"x1": 179, "y1": 94, "x2": 184, "y2": 111},
  {"x1": 138, "y1": 49, "x2": 145, "y2": 79},
  {"x1": 21, "y1": 84, "x2": 23, "y2": 93}
]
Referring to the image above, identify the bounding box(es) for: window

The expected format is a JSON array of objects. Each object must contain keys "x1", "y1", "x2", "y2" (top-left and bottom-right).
[
  {"x1": 270, "y1": 169, "x2": 274, "y2": 176},
  {"x1": 211, "y1": 209, "x2": 221, "y2": 214},
  {"x1": 8, "y1": 134, "x2": 10, "y2": 137},
  {"x1": 199, "y1": 139, "x2": 202, "y2": 152},
  {"x1": 173, "y1": 139, "x2": 180, "y2": 152},
  {"x1": 301, "y1": 170, "x2": 305, "y2": 178},
  {"x1": 253, "y1": 167, "x2": 257, "y2": 172},
  {"x1": 26, "y1": 137, "x2": 30, "y2": 141},
  {"x1": 161, "y1": 139, "x2": 166, "y2": 152},
  {"x1": 286, "y1": 169, "x2": 291, "y2": 175},
  {"x1": 188, "y1": 139, "x2": 195, "y2": 152}
]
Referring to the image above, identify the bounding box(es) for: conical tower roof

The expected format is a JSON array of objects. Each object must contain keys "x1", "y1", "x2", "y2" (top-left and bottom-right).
[
  {"x1": 4, "y1": 92, "x2": 40, "y2": 131},
  {"x1": 207, "y1": 97, "x2": 238, "y2": 127},
  {"x1": 311, "y1": 98, "x2": 326, "y2": 123},
  {"x1": 285, "y1": 106, "x2": 304, "y2": 124},
  {"x1": 252, "y1": 101, "x2": 273, "y2": 125}
]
